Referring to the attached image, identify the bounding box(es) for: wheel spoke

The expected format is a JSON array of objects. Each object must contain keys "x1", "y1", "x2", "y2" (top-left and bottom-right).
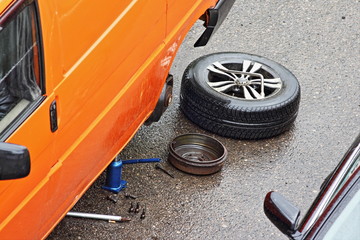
[
  {"x1": 212, "y1": 61, "x2": 229, "y2": 71},
  {"x1": 213, "y1": 83, "x2": 237, "y2": 92},
  {"x1": 264, "y1": 83, "x2": 282, "y2": 89},
  {"x1": 249, "y1": 62, "x2": 262, "y2": 73},
  {"x1": 242, "y1": 60, "x2": 251, "y2": 72},
  {"x1": 208, "y1": 80, "x2": 235, "y2": 87},
  {"x1": 247, "y1": 86, "x2": 263, "y2": 99},
  {"x1": 251, "y1": 78, "x2": 282, "y2": 90},
  {"x1": 207, "y1": 65, "x2": 237, "y2": 81},
  {"x1": 243, "y1": 61, "x2": 262, "y2": 79},
  {"x1": 251, "y1": 78, "x2": 282, "y2": 84},
  {"x1": 251, "y1": 82, "x2": 282, "y2": 89},
  {"x1": 212, "y1": 62, "x2": 238, "y2": 79},
  {"x1": 242, "y1": 86, "x2": 254, "y2": 100}
]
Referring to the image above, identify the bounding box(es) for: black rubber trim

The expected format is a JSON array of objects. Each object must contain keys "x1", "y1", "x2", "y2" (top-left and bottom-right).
[
  {"x1": 194, "y1": 0, "x2": 235, "y2": 47},
  {"x1": 34, "y1": 0, "x2": 46, "y2": 94},
  {"x1": 0, "y1": 0, "x2": 28, "y2": 28}
]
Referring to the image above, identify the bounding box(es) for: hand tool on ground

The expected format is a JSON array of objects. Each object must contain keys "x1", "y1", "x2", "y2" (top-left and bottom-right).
[
  {"x1": 66, "y1": 211, "x2": 131, "y2": 222},
  {"x1": 155, "y1": 163, "x2": 175, "y2": 178}
]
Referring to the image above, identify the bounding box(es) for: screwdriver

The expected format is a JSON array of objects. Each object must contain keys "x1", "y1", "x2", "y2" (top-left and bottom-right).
[{"x1": 66, "y1": 211, "x2": 131, "y2": 222}]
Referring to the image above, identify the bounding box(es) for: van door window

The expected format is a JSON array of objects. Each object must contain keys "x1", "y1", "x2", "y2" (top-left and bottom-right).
[{"x1": 0, "y1": 1, "x2": 43, "y2": 135}]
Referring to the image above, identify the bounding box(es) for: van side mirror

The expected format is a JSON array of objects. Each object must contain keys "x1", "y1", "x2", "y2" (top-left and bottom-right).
[
  {"x1": 0, "y1": 142, "x2": 30, "y2": 180},
  {"x1": 264, "y1": 191, "x2": 301, "y2": 238}
]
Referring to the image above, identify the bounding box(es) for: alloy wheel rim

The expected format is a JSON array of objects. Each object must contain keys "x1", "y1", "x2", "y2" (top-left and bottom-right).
[{"x1": 206, "y1": 60, "x2": 283, "y2": 100}]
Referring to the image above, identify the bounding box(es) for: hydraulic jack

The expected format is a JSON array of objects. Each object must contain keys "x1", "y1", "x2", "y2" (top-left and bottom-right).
[{"x1": 102, "y1": 156, "x2": 161, "y2": 193}]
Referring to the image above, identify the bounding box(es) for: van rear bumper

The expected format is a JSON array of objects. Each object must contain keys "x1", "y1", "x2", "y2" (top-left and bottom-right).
[{"x1": 194, "y1": 0, "x2": 235, "y2": 47}]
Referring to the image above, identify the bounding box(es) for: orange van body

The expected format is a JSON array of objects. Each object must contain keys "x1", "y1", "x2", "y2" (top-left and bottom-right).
[{"x1": 0, "y1": 0, "x2": 232, "y2": 238}]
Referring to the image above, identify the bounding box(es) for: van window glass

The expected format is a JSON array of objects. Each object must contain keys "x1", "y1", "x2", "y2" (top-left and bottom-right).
[{"x1": 0, "y1": 2, "x2": 42, "y2": 132}]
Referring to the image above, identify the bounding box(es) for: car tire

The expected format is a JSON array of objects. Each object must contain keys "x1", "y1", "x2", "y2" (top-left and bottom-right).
[{"x1": 180, "y1": 52, "x2": 301, "y2": 140}]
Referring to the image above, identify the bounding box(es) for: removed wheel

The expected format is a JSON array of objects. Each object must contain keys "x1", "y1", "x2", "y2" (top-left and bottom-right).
[{"x1": 180, "y1": 52, "x2": 300, "y2": 140}]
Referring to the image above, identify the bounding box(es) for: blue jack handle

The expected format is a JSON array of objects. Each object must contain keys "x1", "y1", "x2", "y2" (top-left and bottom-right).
[{"x1": 122, "y1": 158, "x2": 161, "y2": 164}]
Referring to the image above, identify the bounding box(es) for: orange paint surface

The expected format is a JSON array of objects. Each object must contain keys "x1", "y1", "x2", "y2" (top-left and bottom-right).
[{"x1": 0, "y1": 0, "x2": 218, "y2": 239}]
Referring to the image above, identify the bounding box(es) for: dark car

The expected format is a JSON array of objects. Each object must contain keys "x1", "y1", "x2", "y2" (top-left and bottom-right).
[{"x1": 264, "y1": 134, "x2": 360, "y2": 239}]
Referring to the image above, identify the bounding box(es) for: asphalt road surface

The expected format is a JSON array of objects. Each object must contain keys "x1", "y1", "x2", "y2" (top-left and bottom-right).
[{"x1": 48, "y1": 1, "x2": 360, "y2": 239}]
